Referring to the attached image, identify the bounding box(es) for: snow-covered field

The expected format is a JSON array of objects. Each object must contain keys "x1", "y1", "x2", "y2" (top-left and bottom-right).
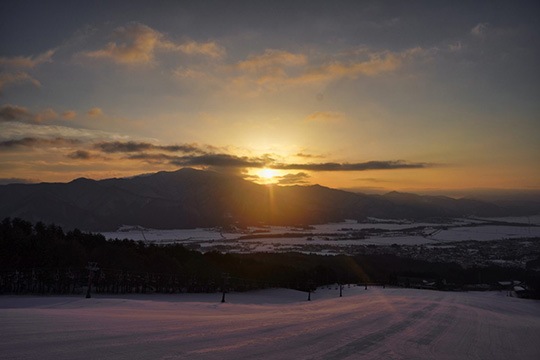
[
  {"x1": 1, "y1": 287, "x2": 539, "y2": 359},
  {"x1": 100, "y1": 216, "x2": 540, "y2": 254}
]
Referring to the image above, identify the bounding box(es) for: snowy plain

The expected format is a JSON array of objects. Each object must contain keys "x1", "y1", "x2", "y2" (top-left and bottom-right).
[
  {"x1": 1, "y1": 287, "x2": 539, "y2": 359},
  {"x1": 100, "y1": 216, "x2": 540, "y2": 254}
]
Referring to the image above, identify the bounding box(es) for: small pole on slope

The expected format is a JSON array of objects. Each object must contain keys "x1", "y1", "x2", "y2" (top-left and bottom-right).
[{"x1": 221, "y1": 273, "x2": 229, "y2": 303}]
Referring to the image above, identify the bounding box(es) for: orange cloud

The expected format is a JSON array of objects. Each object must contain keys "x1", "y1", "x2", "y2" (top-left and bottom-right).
[
  {"x1": 0, "y1": 49, "x2": 55, "y2": 69},
  {"x1": 228, "y1": 47, "x2": 423, "y2": 94},
  {"x1": 87, "y1": 108, "x2": 104, "y2": 117},
  {"x1": 170, "y1": 40, "x2": 225, "y2": 58},
  {"x1": 0, "y1": 72, "x2": 41, "y2": 92},
  {"x1": 61, "y1": 110, "x2": 77, "y2": 119},
  {"x1": 81, "y1": 23, "x2": 224, "y2": 65},
  {"x1": 304, "y1": 111, "x2": 346, "y2": 123},
  {"x1": 36, "y1": 109, "x2": 58, "y2": 122},
  {"x1": 291, "y1": 52, "x2": 402, "y2": 84}
]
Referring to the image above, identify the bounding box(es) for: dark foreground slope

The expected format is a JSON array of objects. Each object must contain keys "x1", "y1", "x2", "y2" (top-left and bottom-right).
[{"x1": 0, "y1": 168, "x2": 511, "y2": 231}]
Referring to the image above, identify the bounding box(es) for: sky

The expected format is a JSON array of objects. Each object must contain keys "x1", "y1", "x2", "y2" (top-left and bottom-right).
[{"x1": 1, "y1": 0, "x2": 539, "y2": 194}]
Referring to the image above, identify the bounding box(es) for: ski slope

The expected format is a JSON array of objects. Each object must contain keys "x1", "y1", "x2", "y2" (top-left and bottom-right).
[{"x1": 1, "y1": 287, "x2": 539, "y2": 359}]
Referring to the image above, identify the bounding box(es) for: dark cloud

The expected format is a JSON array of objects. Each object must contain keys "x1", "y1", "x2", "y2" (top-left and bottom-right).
[
  {"x1": 125, "y1": 150, "x2": 429, "y2": 174},
  {"x1": 126, "y1": 152, "x2": 270, "y2": 168},
  {"x1": 66, "y1": 150, "x2": 93, "y2": 160},
  {"x1": 354, "y1": 177, "x2": 389, "y2": 183},
  {"x1": 126, "y1": 153, "x2": 179, "y2": 163},
  {"x1": 0, "y1": 177, "x2": 40, "y2": 185},
  {"x1": 171, "y1": 154, "x2": 269, "y2": 168},
  {"x1": 94, "y1": 141, "x2": 203, "y2": 154},
  {"x1": 295, "y1": 152, "x2": 323, "y2": 158},
  {"x1": 272, "y1": 160, "x2": 428, "y2": 171},
  {"x1": 0, "y1": 137, "x2": 81, "y2": 150},
  {"x1": 0, "y1": 104, "x2": 58, "y2": 123},
  {"x1": 276, "y1": 172, "x2": 310, "y2": 185},
  {"x1": 0, "y1": 104, "x2": 38, "y2": 123}
]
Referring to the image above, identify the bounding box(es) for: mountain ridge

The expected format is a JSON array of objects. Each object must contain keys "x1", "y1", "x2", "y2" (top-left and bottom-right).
[{"x1": 0, "y1": 168, "x2": 533, "y2": 231}]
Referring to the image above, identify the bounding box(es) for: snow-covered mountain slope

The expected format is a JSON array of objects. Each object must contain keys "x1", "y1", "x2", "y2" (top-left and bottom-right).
[{"x1": 1, "y1": 287, "x2": 539, "y2": 359}]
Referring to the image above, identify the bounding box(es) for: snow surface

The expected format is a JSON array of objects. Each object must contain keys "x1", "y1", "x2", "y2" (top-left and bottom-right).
[
  {"x1": 100, "y1": 217, "x2": 540, "y2": 255},
  {"x1": 1, "y1": 287, "x2": 539, "y2": 359}
]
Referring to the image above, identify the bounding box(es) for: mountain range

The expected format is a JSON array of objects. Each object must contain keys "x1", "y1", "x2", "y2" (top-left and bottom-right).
[{"x1": 0, "y1": 168, "x2": 536, "y2": 231}]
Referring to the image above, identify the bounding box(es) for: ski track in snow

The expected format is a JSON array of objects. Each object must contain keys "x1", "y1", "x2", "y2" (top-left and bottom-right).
[{"x1": 1, "y1": 288, "x2": 539, "y2": 359}]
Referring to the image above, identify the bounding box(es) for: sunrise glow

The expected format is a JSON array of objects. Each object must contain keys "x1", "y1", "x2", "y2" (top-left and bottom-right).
[
  {"x1": 260, "y1": 168, "x2": 278, "y2": 180},
  {"x1": 0, "y1": 1, "x2": 538, "y2": 195}
]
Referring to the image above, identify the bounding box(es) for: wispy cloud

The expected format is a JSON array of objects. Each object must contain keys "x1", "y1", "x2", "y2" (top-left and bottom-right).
[
  {"x1": 291, "y1": 52, "x2": 402, "y2": 84},
  {"x1": 0, "y1": 137, "x2": 81, "y2": 150},
  {"x1": 80, "y1": 23, "x2": 224, "y2": 65},
  {"x1": 236, "y1": 49, "x2": 307, "y2": 72},
  {"x1": 275, "y1": 172, "x2": 310, "y2": 185},
  {"x1": 0, "y1": 49, "x2": 55, "y2": 69},
  {"x1": 94, "y1": 140, "x2": 202, "y2": 154},
  {"x1": 0, "y1": 72, "x2": 41, "y2": 92},
  {"x1": 170, "y1": 154, "x2": 269, "y2": 168},
  {"x1": 227, "y1": 47, "x2": 425, "y2": 95},
  {"x1": 471, "y1": 23, "x2": 489, "y2": 37},
  {"x1": 0, "y1": 50, "x2": 54, "y2": 93},
  {"x1": 304, "y1": 111, "x2": 346, "y2": 123},
  {"x1": 271, "y1": 160, "x2": 429, "y2": 171}
]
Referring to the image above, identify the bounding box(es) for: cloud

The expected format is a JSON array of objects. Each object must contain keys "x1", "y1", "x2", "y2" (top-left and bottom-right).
[
  {"x1": 170, "y1": 40, "x2": 225, "y2": 58},
  {"x1": 170, "y1": 154, "x2": 269, "y2": 168},
  {"x1": 448, "y1": 42, "x2": 462, "y2": 52},
  {"x1": 87, "y1": 108, "x2": 104, "y2": 117},
  {"x1": 80, "y1": 23, "x2": 224, "y2": 65},
  {"x1": 94, "y1": 140, "x2": 202, "y2": 154},
  {"x1": 0, "y1": 105, "x2": 58, "y2": 124},
  {"x1": 0, "y1": 105, "x2": 36, "y2": 123},
  {"x1": 124, "y1": 152, "x2": 271, "y2": 168},
  {"x1": 66, "y1": 150, "x2": 94, "y2": 160},
  {"x1": 118, "y1": 145, "x2": 428, "y2": 174},
  {"x1": 61, "y1": 110, "x2": 77, "y2": 119},
  {"x1": 354, "y1": 177, "x2": 389, "y2": 183},
  {"x1": 291, "y1": 52, "x2": 402, "y2": 84},
  {"x1": 0, "y1": 178, "x2": 40, "y2": 185},
  {"x1": 0, "y1": 137, "x2": 81, "y2": 150},
  {"x1": 471, "y1": 23, "x2": 488, "y2": 37},
  {"x1": 229, "y1": 47, "x2": 422, "y2": 94},
  {"x1": 0, "y1": 50, "x2": 54, "y2": 93},
  {"x1": 37, "y1": 109, "x2": 58, "y2": 122},
  {"x1": 236, "y1": 49, "x2": 307, "y2": 72},
  {"x1": 275, "y1": 172, "x2": 310, "y2": 185},
  {"x1": 295, "y1": 152, "x2": 324, "y2": 159},
  {"x1": 0, "y1": 72, "x2": 41, "y2": 92},
  {"x1": 304, "y1": 111, "x2": 346, "y2": 123},
  {"x1": 90, "y1": 139, "x2": 430, "y2": 174},
  {"x1": 0, "y1": 49, "x2": 55, "y2": 69},
  {"x1": 271, "y1": 160, "x2": 429, "y2": 171}
]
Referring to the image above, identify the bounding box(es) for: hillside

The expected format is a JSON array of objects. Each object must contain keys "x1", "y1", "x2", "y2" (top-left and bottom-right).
[{"x1": 1, "y1": 288, "x2": 539, "y2": 359}]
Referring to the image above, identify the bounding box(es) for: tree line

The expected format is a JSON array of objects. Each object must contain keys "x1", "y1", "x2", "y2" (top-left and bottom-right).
[{"x1": 1, "y1": 217, "x2": 538, "y2": 296}]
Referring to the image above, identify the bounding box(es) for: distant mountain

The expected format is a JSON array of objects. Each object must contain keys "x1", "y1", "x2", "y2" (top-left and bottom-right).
[{"x1": 0, "y1": 168, "x2": 525, "y2": 231}]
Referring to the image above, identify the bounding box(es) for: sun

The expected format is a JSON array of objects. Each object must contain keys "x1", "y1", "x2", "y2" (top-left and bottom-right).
[{"x1": 258, "y1": 168, "x2": 278, "y2": 181}]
